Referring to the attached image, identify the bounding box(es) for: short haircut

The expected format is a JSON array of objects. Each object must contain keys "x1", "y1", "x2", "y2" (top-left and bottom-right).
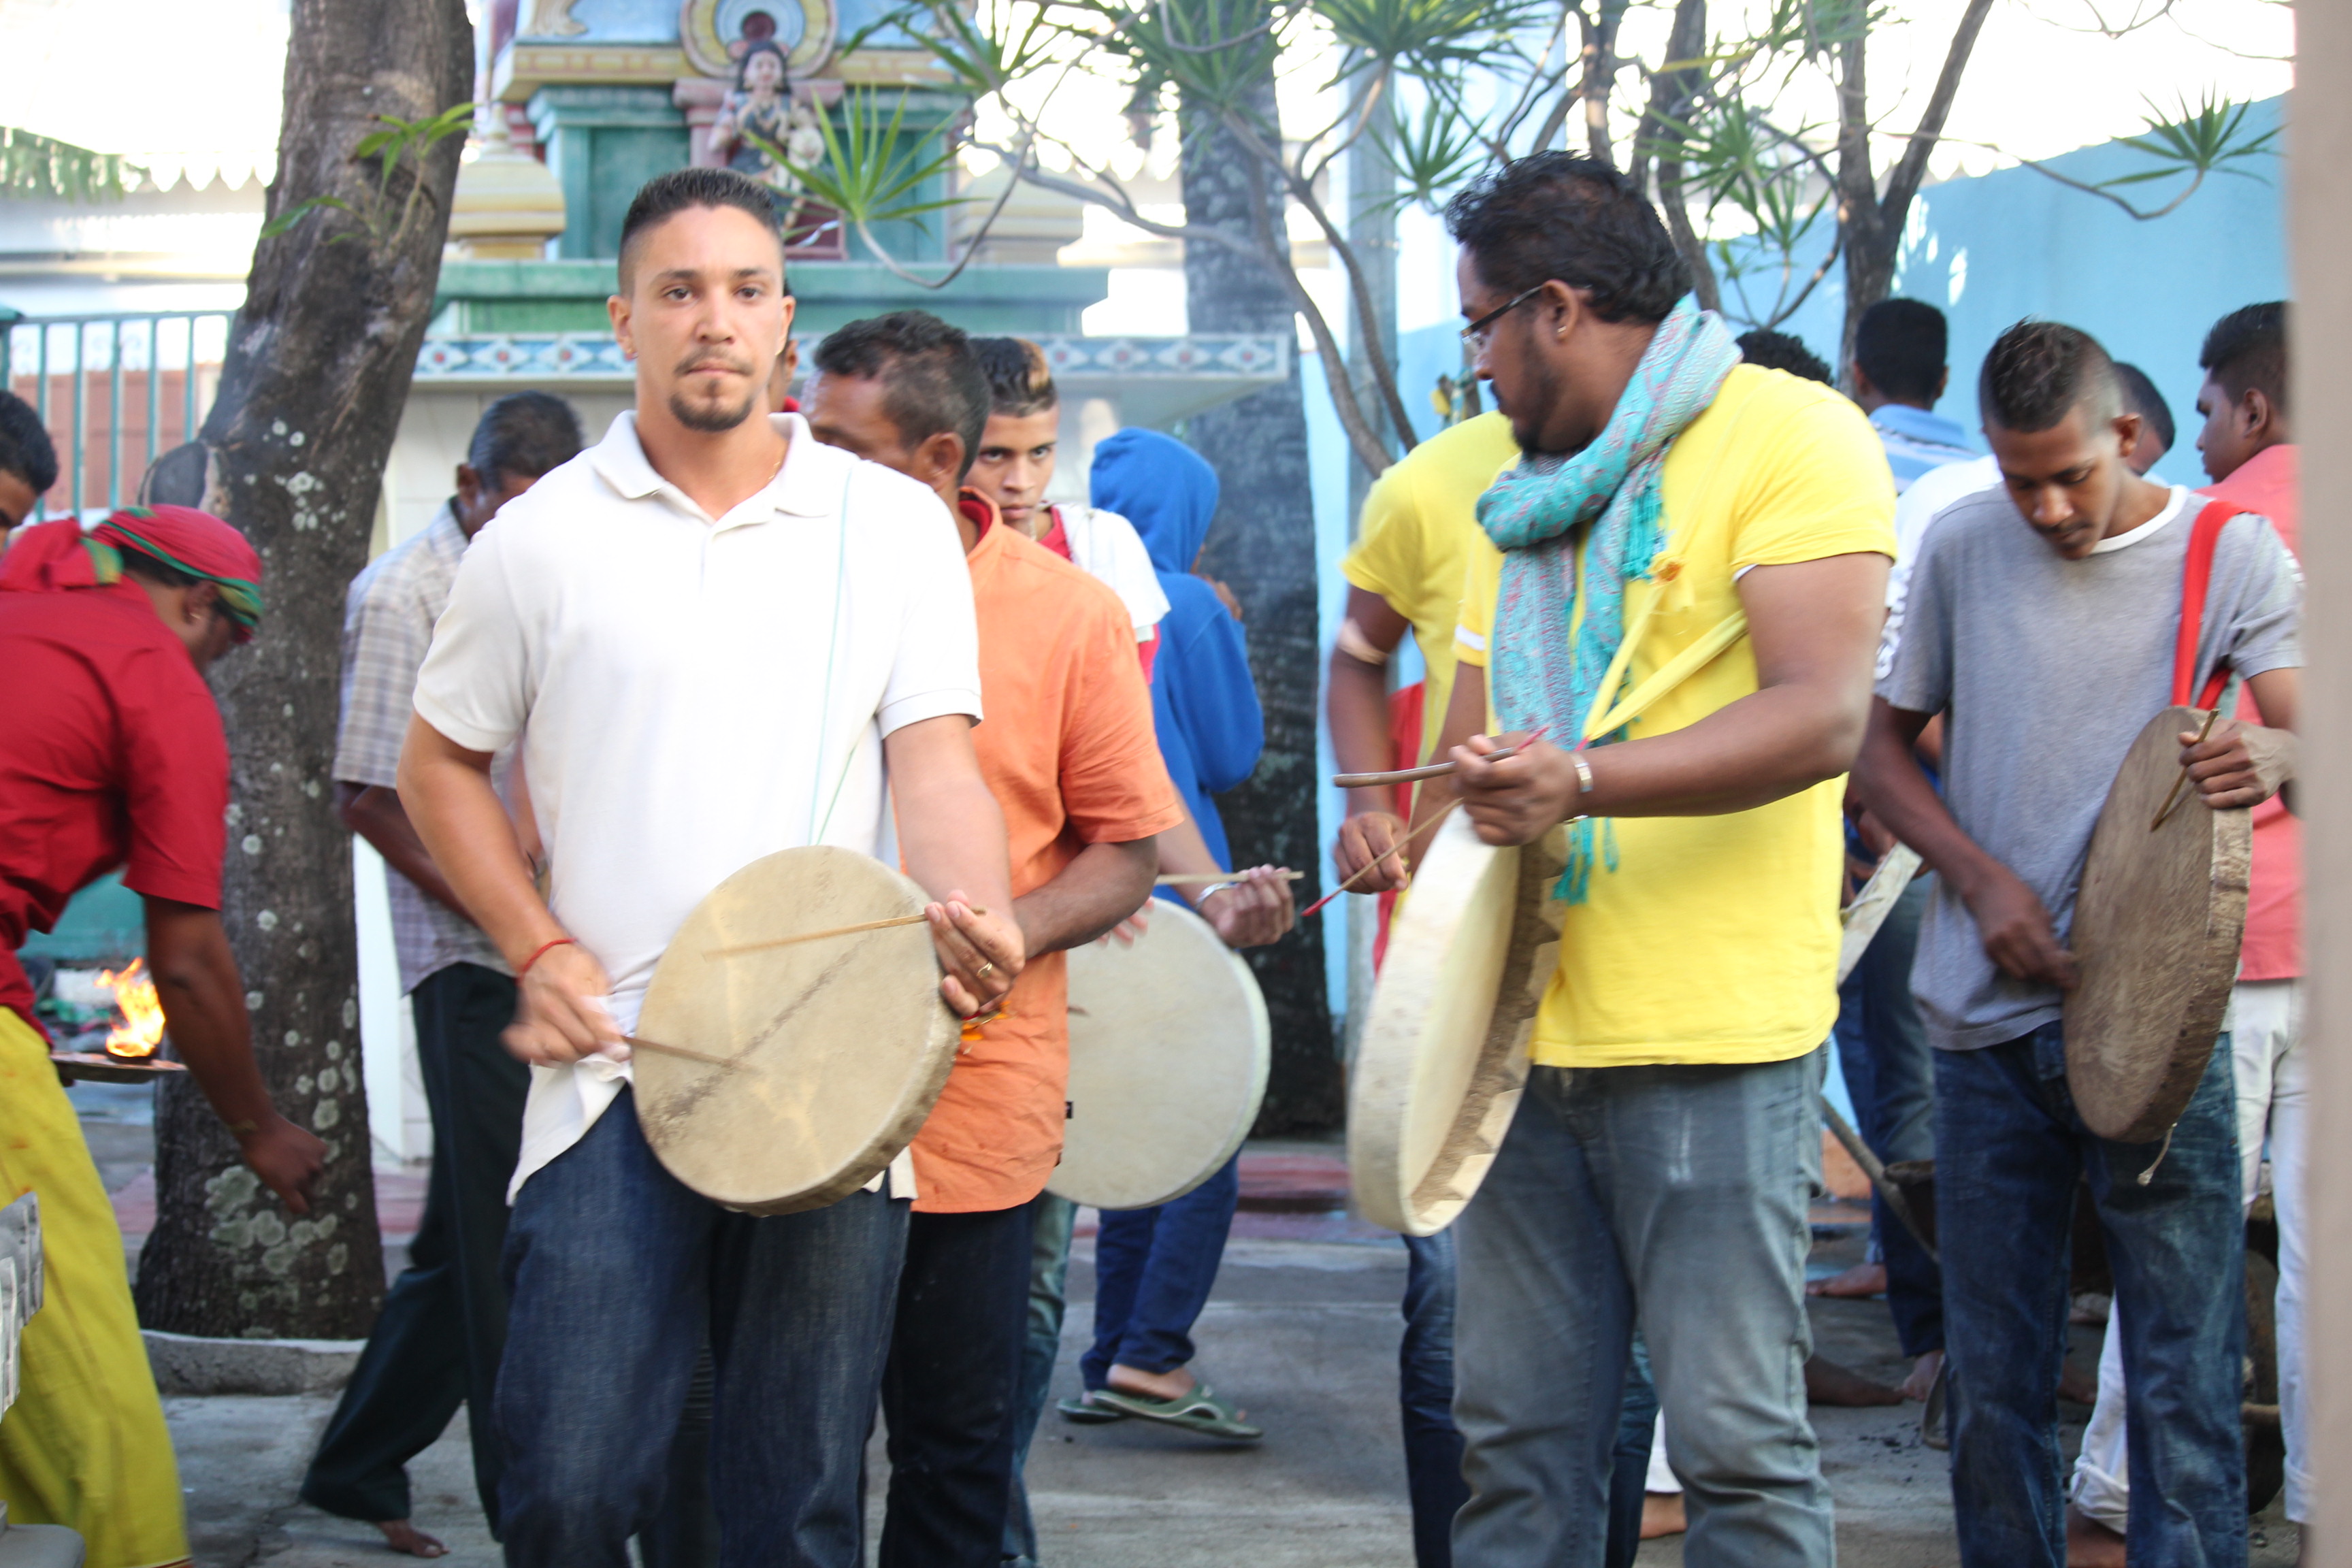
[
  {"x1": 972, "y1": 336, "x2": 1058, "y2": 417},
  {"x1": 2200, "y1": 301, "x2": 2288, "y2": 415},
  {"x1": 1855, "y1": 299, "x2": 1947, "y2": 404},
  {"x1": 1979, "y1": 320, "x2": 2123, "y2": 434},
  {"x1": 2110, "y1": 362, "x2": 2175, "y2": 453},
  {"x1": 1442, "y1": 152, "x2": 1688, "y2": 324},
  {"x1": 468, "y1": 391, "x2": 585, "y2": 485},
  {"x1": 0, "y1": 391, "x2": 58, "y2": 496},
  {"x1": 813, "y1": 311, "x2": 990, "y2": 479},
  {"x1": 617, "y1": 167, "x2": 785, "y2": 286},
  {"x1": 1736, "y1": 329, "x2": 1832, "y2": 385}
]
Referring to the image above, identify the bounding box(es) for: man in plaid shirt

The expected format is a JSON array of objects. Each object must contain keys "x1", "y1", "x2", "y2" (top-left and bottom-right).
[{"x1": 300, "y1": 392, "x2": 583, "y2": 1554}]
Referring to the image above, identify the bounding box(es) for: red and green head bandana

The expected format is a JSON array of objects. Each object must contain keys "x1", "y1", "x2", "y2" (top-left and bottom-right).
[{"x1": 94, "y1": 506, "x2": 265, "y2": 639}]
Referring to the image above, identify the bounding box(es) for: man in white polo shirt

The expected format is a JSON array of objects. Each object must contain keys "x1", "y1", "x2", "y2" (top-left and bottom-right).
[{"x1": 398, "y1": 167, "x2": 1024, "y2": 1566}]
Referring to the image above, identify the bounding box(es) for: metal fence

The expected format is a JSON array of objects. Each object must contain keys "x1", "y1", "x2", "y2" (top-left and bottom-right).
[{"x1": 1, "y1": 310, "x2": 233, "y2": 521}]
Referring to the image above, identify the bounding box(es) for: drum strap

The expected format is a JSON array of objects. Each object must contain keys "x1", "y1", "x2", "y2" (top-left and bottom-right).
[{"x1": 2171, "y1": 500, "x2": 2251, "y2": 710}]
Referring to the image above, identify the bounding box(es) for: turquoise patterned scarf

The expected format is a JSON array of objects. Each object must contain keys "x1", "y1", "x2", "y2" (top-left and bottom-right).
[{"x1": 1477, "y1": 293, "x2": 1739, "y2": 900}]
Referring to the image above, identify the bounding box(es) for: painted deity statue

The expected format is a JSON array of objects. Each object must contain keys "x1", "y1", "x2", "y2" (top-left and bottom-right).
[{"x1": 711, "y1": 40, "x2": 823, "y2": 190}]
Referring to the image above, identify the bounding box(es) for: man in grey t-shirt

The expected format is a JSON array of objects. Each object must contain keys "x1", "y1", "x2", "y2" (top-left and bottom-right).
[{"x1": 1857, "y1": 321, "x2": 2298, "y2": 1568}]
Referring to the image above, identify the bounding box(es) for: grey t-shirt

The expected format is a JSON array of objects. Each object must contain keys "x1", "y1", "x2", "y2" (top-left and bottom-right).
[{"x1": 1877, "y1": 485, "x2": 2300, "y2": 1051}]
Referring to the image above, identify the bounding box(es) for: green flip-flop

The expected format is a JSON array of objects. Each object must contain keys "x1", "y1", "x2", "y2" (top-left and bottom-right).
[
  {"x1": 1090, "y1": 1382, "x2": 1264, "y2": 1442},
  {"x1": 1056, "y1": 1391, "x2": 1126, "y2": 1424}
]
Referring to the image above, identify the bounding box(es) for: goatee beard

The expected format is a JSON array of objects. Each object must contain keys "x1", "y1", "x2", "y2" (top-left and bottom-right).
[{"x1": 670, "y1": 388, "x2": 761, "y2": 434}]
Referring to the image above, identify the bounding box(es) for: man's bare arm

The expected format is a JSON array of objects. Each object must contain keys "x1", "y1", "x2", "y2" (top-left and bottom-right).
[
  {"x1": 2185, "y1": 666, "x2": 2298, "y2": 813},
  {"x1": 1853, "y1": 697, "x2": 2078, "y2": 989},
  {"x1": 1158, "y1": 807, "x2": 1296, "y2": 948},
  {"x1": 144, "y1": 898, "x2": 325, "y2": 1212},
  {"x1": 338, "y1": 781, "x2": 468, "y2": 916},
  {"x1": 1333, "y1": 661, "x2": 1487, "y2": 896},
  {"x1": 1326, "y1": 587, "x2": 1413, "y2": 897},
  {"x1": 883, "y1": 713, "x2": 1026, "y2": 1015},
  {"x1": 1452, "y1": 553, "x2": 1891, "y2": 845},
  {"x1": 1016, "y1": 838, "x2": 1157, "y2": 956},
  {"x1": 399, "y1": 715, "x2": 610, "y2": 1066}
]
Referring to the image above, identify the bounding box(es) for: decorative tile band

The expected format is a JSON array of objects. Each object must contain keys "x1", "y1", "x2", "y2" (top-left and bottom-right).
[{"x1": 412, "y1": 331, "x2": 1291, "y2": 384}]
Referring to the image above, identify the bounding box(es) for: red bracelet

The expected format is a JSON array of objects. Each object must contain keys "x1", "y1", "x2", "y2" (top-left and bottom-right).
[{"x1": 517, "y1": 936, "x2": 576, "y2": 979}]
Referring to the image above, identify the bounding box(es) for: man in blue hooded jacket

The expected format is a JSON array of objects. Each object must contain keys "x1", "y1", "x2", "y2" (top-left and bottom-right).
[{"x1": 1053, "y1": 427, "x2": 1289, "y2": 1443}]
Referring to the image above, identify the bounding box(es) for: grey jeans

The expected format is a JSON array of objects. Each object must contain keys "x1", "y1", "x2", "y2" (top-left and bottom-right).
[{"x1": 1452, "y1": 1052, "x2": 1833, "y2": 1568}]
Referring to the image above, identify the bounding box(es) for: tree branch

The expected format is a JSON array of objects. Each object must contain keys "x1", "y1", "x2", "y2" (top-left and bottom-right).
[{"x1": 1878, "y1": 0, "x2": 1996, "y2": 224}]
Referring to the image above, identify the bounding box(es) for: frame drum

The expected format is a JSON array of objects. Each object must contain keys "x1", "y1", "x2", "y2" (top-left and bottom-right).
[
  {"x1": 1349, "y1": 813, "x2": 1567, "y2": 1237},
  {"x1": 1049, "y1": 899, "x2": 1271, "y2": 1210},
  {"x1": 2065, "y1": 705, "x2": 2252, "y2": 1142},
  {"x1": 633, "y1": 845, "x2": 960, "y2": 1214}
]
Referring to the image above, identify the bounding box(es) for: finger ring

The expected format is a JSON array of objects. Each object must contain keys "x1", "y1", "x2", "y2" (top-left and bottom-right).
[{"x1": 976, "y1": 960, "x2": 996, "y2": 979}]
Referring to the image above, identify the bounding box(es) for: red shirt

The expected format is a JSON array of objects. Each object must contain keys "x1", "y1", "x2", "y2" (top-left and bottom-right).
[
  {"x1": 2200, "y1": 444, "x2": 2299, "y2": 980},
  {"x1": 0, "y1": 581, "x2": 230, "y2": 1030},
  {"x1": 908, "y1": 495, "x2": 1185, "y2": 1212}
]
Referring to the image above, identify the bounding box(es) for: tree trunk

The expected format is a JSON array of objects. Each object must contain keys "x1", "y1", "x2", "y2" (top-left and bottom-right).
[
  {"x1": 1642, "y1": 0, "x2": 1720, "y2": 312},
  {"x1": 135, "y1": 0, "x2": 472, "y2": 1338},
  {"x1": 1177, "y1": 63, "x2": 1343, "y2": 1134}
]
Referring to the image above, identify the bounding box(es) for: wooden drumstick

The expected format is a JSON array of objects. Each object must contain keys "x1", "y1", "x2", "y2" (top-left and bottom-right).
[
  {"x1": 705, "y1": 908, "x2": 988, "y2": 960},
  {"x1": 1155, "y1": 870, "x2": 1305, "y2": 886},
  {"x1": 2149, "y1": 707, "x2": 2222, "y2": 832},
  {"x1": 1333, "y1": 724, "x2": 1552, "y2": 789},
  {"x1": 625, "y1": 1034, "x2": 740, "y2": 1071}
]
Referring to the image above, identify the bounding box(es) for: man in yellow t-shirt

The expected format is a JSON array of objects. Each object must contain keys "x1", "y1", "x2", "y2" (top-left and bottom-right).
[{"x1": 1339, "y1": 154, "x2": 1893, "y2": 1566}]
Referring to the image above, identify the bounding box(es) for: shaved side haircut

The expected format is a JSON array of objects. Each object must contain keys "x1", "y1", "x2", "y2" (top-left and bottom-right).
[{"x1": 1978, "y1": 321, "x2": 2122, "y2": 434}]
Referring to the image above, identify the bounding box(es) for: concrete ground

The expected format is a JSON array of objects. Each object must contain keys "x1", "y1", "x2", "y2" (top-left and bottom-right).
[{"x1": 71, "y1": 1090, "x2": 2302, "y2": 1567}]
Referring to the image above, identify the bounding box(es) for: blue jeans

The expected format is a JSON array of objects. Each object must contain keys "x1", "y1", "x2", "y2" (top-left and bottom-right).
[
  {"x1": 1831, "y1": 874, "x2": 1942, "y2": 1356},
  {"x1": 1003, "y1": 1192, "x2": 1077, "y2": 1566},
  {"x1": 1936, "y1": 1025, "x2": 2244, "y2": 1568},
  {"x1": 1080, "y1": 1154, "x2": 1239, "y2": 1385},
  {"x1": 494, "y1": 1090, "x2": 906, "y2": 1567},
  {"x1": 1452, "y1": 1055, "x2": 1831, "y2": 1568},
  {"x1": 1403, "y1": 1232, "x2": 1656, "y2": 1568}
]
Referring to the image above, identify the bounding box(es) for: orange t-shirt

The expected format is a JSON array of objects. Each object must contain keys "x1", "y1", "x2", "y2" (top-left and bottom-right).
[
  {"x1": 2199, "y1": 444, "x2": 2300, "y2": 981},
  {"x1": 910, "y1": 495, "x2": 1186, "y2": 1212}
]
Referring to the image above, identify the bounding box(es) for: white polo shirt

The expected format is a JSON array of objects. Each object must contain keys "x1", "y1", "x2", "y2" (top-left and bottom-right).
[{"x1": 412, "y1": 411, "x2": 983, "y2": 1197}]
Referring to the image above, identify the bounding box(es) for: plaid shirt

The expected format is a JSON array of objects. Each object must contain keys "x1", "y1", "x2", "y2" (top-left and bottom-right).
[{"x1": 336, "y1": 504, "x2": 510, "y2": 993}]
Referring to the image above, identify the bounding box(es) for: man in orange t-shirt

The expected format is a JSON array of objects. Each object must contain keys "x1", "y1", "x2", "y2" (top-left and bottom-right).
[{"x1": 804, "y1": 311, "x2": 1183, "y2": 1568}]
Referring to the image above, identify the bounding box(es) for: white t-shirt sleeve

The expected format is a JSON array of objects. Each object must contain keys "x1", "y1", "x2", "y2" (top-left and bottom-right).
[
  {"x1": 1072, "y1": 506, "x2": 1171, "y2": 638},
  {"x1": 412, "y1": 522, "x2": 531, "y2": 755},
  {"x1": 875, "y1": 476, "x2": 986, "y2": 736}
]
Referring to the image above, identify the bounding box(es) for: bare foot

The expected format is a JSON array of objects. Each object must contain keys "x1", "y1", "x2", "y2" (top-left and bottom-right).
[
  {"x1": 1899, "y1": 1349, "x2": 1944, "y2": 1403},
  {"x1": 2057, "y1": 1359, "x2": 2098, "y2": 1405},
  {"x1": 376, "y1": 1521, "x2": 448, "y2": 1558},
  {"x1": 1640, "y1": 1492, "x2": 1687, "y2": 1539},
  {"x1": 2065, "y1": 1503, "x2": 2126, "y2": 1567},
  {"x1": 1807, "y1": 1262, "x2": 1889, "y2": 1299},
  {"x1": 1804, "y1": 1353, "x2": 1904, "y2": 1407},
  {"x1": 1107, "y1": 1362, "x2": 1198, "y2": 1402}
]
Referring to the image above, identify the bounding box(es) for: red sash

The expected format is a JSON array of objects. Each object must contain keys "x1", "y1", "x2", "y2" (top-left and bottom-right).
[{"x1": 2172, "y1": 501, "x2": 2252, "y2": 709}]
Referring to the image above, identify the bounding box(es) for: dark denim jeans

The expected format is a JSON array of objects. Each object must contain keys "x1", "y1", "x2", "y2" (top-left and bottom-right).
[
  {"x1": 1936, "y1": 1024, "x2": 2245, "y2": 1568},
  {"x1": 878, "y1": 1205, "x2": 1036, "y2": 1568},
  {"x1": 303, "y1": 963, "x2": 525, "y2": 1531},
  {"x1": 1080, "y1": 1154, "x2": 1239, "y2": 1386},
  {"x1": 1831, "y1": 874, "x2": 1942, "y2": 1357},
  {"x1": 494, "y1": 1090, "x2": 906, "y2": 1567},
  {"x1": 1003, "y1": 1192, "x2": 1077, "y2": 1566},
  {"x1": 1452, "y1": 1055, "x2": 1831, "y2": 1568}
]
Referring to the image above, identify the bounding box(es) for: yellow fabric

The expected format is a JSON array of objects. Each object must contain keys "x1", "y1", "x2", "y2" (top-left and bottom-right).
[
  {"x1": 0, "y1": 1009, "x2": 189, "y2": 1567},
  {"x1": 1453, "y1": 365, "x2": 1897, "y2": 1068},
  {"x1": 1341, "y1": 412, "x2": 1519, "y2": 758}
]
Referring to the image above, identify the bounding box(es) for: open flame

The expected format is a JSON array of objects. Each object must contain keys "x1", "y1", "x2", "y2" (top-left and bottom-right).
[{"x1": 98, "y1": 960, "x2": 164, "y2": 1059}]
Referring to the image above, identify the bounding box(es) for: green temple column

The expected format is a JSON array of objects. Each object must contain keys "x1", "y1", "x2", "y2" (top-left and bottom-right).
[{"x1": 527, "y1": 86, "x2": 692, "y2": 259}]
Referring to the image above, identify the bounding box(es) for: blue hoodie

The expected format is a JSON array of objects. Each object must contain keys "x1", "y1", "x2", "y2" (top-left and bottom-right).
[{"x1": 1090, "y1": 429, "x2": 1262, "y2": 883}]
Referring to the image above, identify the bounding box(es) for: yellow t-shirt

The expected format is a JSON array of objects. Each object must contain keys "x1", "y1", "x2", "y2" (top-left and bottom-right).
[
  {"x1": 1341, "y1": 412, "x2": 1519, "y2": 760},
  {"x1": 1453, "y1": 365, "x2": 1896, "y2": 1068}
]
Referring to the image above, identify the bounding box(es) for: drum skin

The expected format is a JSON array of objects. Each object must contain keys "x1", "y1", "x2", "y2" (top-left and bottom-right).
[
  {"x1": 1049, "y1": 899, "x2": 1271, "y2": 1210},
  {"x1": 634, "y1": 846, "x2": 960, "y2": 1214},
  {"x1": 1349, "y1": 813, "x2": 1566, "y2": 1237},
  {"x1": 2065, "y1": 706, "x2": 2252, "y2": 1143}
]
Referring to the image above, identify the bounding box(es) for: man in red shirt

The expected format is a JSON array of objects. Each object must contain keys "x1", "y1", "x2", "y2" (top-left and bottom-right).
[
  {"x1": 0, "y1": 506, "x2": 323, "y2": 1565},
  {"x1": 2065, "y1": 301, "x2": 2308, "y2": 1563},
  {"x1": 803, "y1": 311, "x2": 1186, "y2": 1568}
]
